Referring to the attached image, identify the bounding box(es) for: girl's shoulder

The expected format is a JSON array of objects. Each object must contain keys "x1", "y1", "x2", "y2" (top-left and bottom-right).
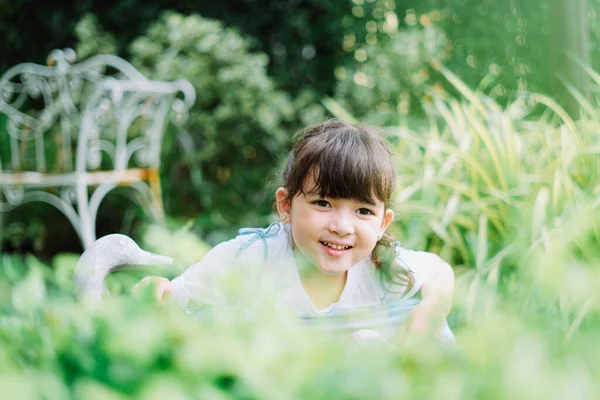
[
  {"x1": 392, "y1": 243, "x2": 451, "y2": 297},
  {"x1": 171, "y1": 222, "x2": 289, "y2": 311},
  {"x1": 394, "y1": 244, "x2": 448, "y2": 270},
  {"x1": 233, "y1": 221, "x2": 290, "y2": 263},
  {"x1": 182, "y1": 221, "x2": 289, "y2": 271}
]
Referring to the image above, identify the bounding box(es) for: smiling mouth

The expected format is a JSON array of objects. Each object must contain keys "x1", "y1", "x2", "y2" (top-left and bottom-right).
[{"x1": 320, "y1": 241, "x2": 352, "y2": 251}]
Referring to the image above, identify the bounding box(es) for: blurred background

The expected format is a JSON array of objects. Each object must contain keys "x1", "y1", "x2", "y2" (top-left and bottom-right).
[
  {"x1": 1, "y1": 0, "x2": 596, "y2": 257},
  {"x1": 2, "y1": 1, "x2": 600, "y2": 398}
]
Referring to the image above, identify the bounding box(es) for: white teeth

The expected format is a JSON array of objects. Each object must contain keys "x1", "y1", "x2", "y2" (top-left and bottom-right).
[{"x1": 322, "y1": 242, "x2": 350, "y2": 250}]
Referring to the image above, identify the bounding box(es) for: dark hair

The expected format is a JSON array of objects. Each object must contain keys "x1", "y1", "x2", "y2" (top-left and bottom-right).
[{"x1": 281, "y1": 119, "x2": 414, "y2": 292}]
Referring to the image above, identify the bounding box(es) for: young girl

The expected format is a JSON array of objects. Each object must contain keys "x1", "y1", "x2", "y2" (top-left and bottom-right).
[{"x1": 141, "y1": 120, "x2": 454, "y2": 342}]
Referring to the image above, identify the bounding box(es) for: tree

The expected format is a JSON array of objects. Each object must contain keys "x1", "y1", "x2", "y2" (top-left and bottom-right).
[{"x1": 549, "y1": 0, "x2": 590, "y2": 118}]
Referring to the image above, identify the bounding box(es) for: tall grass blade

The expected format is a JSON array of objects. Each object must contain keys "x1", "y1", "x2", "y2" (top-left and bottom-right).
[
  {"x1": 437, "y1": 64, "x2": 486, "y2": 114},
  {"x1": 434, "y1": 98, "x2": 458, "y2": 139},
  {"x1": 320, "y1": 96, "x2": 359, "y2": 124},
  {"x1": 532, "y1": 188, "x2": 549, "y2": 244},
  {"x1": 440, "y1": 193, "x2": 460, "y2": 229},
  {"x1": 562, "y1": 80, "x2": 598, "y2": 119},
  {"x1": 476, "y1": 213, "x2": 488, "y2": 269},
  {"x1": 564, "y1": 298, "x2": 592, "y2": 342},
  {"x1": 462, "y1": 105, "x2": 508, "y2": 191},
  {"x1": 530, "y1": 93, "x2": 580, "y2": 147}
]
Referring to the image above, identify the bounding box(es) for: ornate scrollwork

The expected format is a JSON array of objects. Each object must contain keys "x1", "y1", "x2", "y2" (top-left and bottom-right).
[
  {"x1": 87, "y1": 144, "x2": 103, "y2": 170},
  {"x1": 98, "y1": 97, "x2": 112, "y2": 114},
  {"x1": 39, "y1": 108, "x2": 53, "y2": 127},
  {"x1": 0, "y1": 81, "x2": 14, "y2": 103},
  {"x1": 0, "y1": 48, "x2": 196, "y2": 248},
  {"x1": 47, "y1": 48, "x2": 76, "y2": 72},
  {"x1": 171, "y1": 98, "x2": 189, "y2": 127},
  {"x1": 21, "y1": 73, "x2": 46, "y2": 99},
  {"x1": 60, "y1": 187, "x2": 77, "y2": 205},
  {"x1": 68, "y1": 76, "x2": 82, "y2": 93},
  {"x1": 93, "y1": 99, "x2": 114, "y2": 134},
  {"x1": 48, "y1": 79, "x2": 59, "y2": 94},
  {"x1": 4, "y1": 186, "x2": 25, "y2": 206},
  {"x1": 134, "y1": 146, "x2": 149, "y2": 167}
]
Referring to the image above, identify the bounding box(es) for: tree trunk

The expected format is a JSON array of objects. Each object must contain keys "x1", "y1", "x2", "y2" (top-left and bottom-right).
[{"x1": 549, "y1": 0, "x2": 590, "y2": 119}]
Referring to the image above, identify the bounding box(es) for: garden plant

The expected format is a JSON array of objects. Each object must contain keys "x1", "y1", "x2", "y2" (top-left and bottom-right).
[
  {"x1": 2, "y1": 2, "x2": 600, "y2": 398},
  {"x1": 1, "y1": 66, "x2": 599, "y2": 397}
]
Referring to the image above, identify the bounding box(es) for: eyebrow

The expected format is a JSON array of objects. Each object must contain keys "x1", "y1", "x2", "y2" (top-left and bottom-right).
[
  {"x1": 303, "y1": 190, "x2": 379, "y2": 206},
  {"x1": 356, "y1": 198, "x2": 378, "y2": 206}
]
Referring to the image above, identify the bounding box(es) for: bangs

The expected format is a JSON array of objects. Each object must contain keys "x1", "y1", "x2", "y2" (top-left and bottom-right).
[{"x1": 284, "y1": 121, "x2": 395, "y2": 205}]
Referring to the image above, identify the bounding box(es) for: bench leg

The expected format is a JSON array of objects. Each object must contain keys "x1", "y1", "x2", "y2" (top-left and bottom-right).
[
  {"x1": 0, "y1": 207, "x2": 4, "y2": 253},
  {"x1": 0, "y1": 186, "x2": 91, "y2": 251},
  {"x1": 0, "y1": 190, "x2": 5, "y2": 251},
  {"x1": 76, "y1": 183, "x2": 96, "y2": 250},
  {"x1": 78, "y1": 171, "x2": 165, "y2": 250},
  {"x1": 147, "y1": 167, "x2": 165, "y2": 222}
]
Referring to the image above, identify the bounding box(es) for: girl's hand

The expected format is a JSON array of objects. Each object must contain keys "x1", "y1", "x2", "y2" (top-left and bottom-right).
[{"x1": 132, "y1": 276, "x2": 173, "y2": 303}]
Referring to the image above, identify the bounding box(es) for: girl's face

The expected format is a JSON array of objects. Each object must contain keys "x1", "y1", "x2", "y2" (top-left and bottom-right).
[{"x1": 276, "y1": 177, "x2": 394, "y2": 276}]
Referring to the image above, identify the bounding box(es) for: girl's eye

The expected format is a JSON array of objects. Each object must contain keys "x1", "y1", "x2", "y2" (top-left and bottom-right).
[
  {"x1": 313, "y1": 199, "x2": 330, "y2": 208},
  {"x1": 357, "y1": 208, "x2": 374, "y2": 216}
]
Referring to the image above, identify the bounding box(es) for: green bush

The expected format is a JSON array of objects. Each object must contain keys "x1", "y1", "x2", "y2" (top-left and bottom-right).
[
  {"x1": 333, "y1": 0, "x2": 600, "y2": 125},
  {"x1": 74, "y1": 13, "x2": 118, "y2": 59},
  {"x1": 332, "y1": 1, "x2": 451, "y2": 126},
  {"x1": 334, "y1": 21, "x2": 447, "y2": 125},
  {"x1": 3, "y1": 10, "x2": 329, "y2": 254},
  {"x1": 328, "y1": 63, "x2": 600, "y2": 301},
  {"x1": 128, "y1": 12, "x2": 295, "y2": 236},
  {"x1": 73, "y1": 12, "x2": 326, "y2": 243},
  {"x1": 2, "y1": 69, "x2": 600, "y2": 397},
  {"x1": 1, "y1": 203, "x2": 599, "y2": 398}
]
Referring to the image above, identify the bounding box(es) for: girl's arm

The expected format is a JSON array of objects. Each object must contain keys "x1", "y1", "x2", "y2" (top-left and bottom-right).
[
  {"x1": 405, "y1": 259, "x2": 454, "y2": 338},
  {"x1": 131, "y1": 239, "x2": 239, "y2": 305}
]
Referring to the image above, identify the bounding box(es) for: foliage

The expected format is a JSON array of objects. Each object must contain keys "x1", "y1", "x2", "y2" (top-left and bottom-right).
[
  {"x1": 0, "y1": 200, "x2": 599, "y2": 398},
  {"x1": 5, "y1": 0, "x2": 600, "y2": 253},
  {"x1": 2, "y1": 2, "x2": 600, "y2": 394},
  {"x1": 328, "y1": 63, "x2": 600, "y2": 319},
  {"x1": 2, "y1": 66, "x2": 600, "y2": 397},
  {"x1": 0, "y1": 11, "x2": 326, "y2": 252},
  {"x1": 138, "y1": 220, "x2": 212, "y2": 278},
  {"x1": 0, "y1": 0, "x2": 351, "y2": 97},
  {"x1": 187, "y1": 0, "x2": 351, "y2": 97},
  {"x1": 333, "y1": 0, "x2": 600, "y2": 125},
  {"x1": 333, "y1": 1, "x2": 448, "y2": 125},
  {"x1": 74, "y1": 13, "x2": 118, "y2": 59},
  {"x1": 397, "y1": 70, "x2": 597, "y2": 278},
  {"x1": 3, "y1": 2, "x2": 335, "y2": 252},
  {"x1": 3, "y1": 0, "x2": 600, "y2": 121},
  {"x1": 123, "y1": 11, "x2": 327, "y2": 240}
]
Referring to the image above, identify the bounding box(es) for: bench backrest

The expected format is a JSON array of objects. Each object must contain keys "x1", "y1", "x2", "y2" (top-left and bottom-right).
[{"x1": 0, "y1": 48, "x2": 195, "y2": 176}]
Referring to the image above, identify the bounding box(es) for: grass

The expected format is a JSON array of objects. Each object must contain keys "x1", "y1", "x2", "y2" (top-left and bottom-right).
[{"x1": 1, "y1": 70, "x2": 599, "y2": 398}]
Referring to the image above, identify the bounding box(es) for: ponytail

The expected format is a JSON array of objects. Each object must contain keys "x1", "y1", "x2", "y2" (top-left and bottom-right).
[{"x1": 371, "y1": 232, "x2": 414, "y2": 293}]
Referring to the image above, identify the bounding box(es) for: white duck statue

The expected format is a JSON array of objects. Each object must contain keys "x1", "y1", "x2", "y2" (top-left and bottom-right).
[{"x1": 74, "y1": 234, "x2": 173, "y2": 301}]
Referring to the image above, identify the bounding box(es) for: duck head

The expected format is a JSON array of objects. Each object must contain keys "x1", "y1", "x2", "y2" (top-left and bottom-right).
[{"x1": 74, "y1": 234, "x2": 173, "y2": 301}]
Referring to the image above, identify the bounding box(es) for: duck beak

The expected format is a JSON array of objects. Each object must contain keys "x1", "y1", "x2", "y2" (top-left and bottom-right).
[{"x1": 110, "y1": 251, "x2": 173, "y2": 272}]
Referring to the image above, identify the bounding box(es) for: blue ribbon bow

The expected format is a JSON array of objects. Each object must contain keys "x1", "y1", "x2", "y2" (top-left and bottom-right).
[{"x1": 237, "y1": 221, "x2": 282, "y2": 261}]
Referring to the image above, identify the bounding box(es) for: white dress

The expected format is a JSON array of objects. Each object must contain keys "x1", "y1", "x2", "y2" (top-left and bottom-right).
[{"x1": 171, "y1": 222, "x2": 454, "y2": 342}]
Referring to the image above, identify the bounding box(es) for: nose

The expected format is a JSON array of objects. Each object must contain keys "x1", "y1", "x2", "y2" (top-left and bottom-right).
[{"x1": 329, "y1": 209, "x2": 354, "y2": 236}]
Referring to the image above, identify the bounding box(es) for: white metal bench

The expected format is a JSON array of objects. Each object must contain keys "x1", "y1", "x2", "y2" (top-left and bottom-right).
[{"x1": 0, "y1": 48, "x2": 195, "y2": 249}]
